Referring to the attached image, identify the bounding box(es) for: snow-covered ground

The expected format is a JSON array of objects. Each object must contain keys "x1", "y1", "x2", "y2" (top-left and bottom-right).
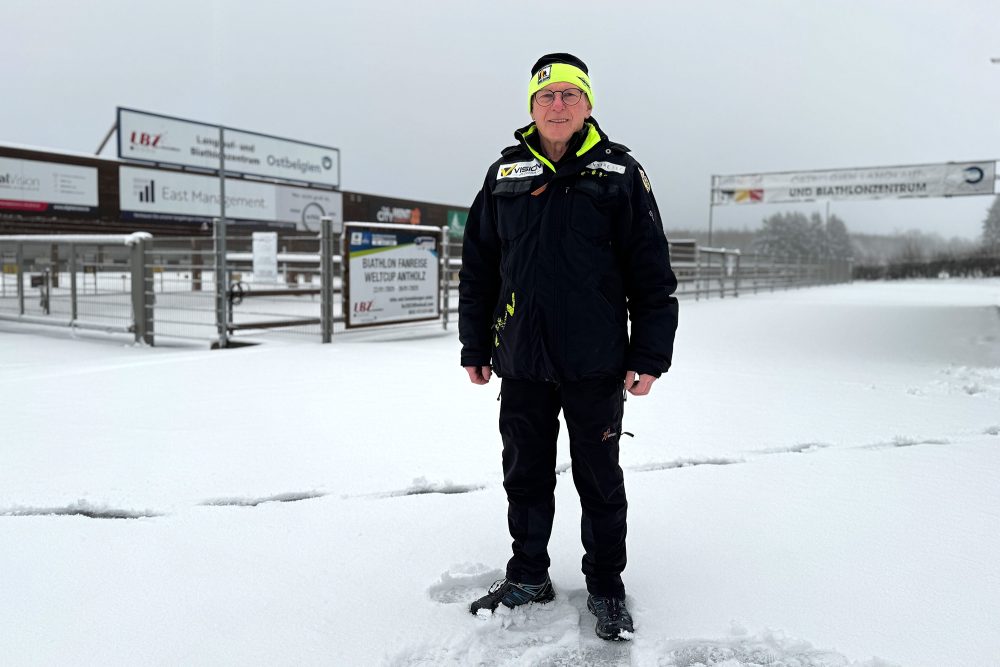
[{"x1": 2, "y1": 279, "x2": 999, "y2": 666}]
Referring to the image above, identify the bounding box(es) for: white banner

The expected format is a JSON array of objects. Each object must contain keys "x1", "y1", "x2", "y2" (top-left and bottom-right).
[
  {"x1": 713, "y1": 161, "x2": 996, "y2": 205},
  {"x1": 345, "y1": 223, "x2": 440, "y2": 328},
  {"x1": 252, "y1": 232, "x2": 278, "y2": 283},
  {"x1": 119, "y1": 166, "x2": 342, "y2": 230},
  {"x1": 117, "y1": 107, "x2": 340, "y2": 188},
  {"x1": 0, "y1": 157, "x2": 98, "y2": 212}
]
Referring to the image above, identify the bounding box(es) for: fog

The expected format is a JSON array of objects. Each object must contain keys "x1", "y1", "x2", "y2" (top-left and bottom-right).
[{"x1": 2, "y1": 0, "x2": 999, "y2": 239}]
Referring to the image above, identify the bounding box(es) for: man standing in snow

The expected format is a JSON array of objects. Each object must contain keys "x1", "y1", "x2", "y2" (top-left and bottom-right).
[{"x1": 458, "y1": 53, "x2": 679, "y2": 641}]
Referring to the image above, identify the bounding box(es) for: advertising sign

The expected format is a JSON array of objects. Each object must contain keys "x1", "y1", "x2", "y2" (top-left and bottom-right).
[
  {"x1": 446, "y1": 209, "x2": 468, "y2": 239},
  {"x1": 0, "y1": 157, "x2": 98, "y2": 213},
  {"x1": 712, "y1": 161, "x2": 996, "y2": 205},
  {"x1": 252, "y1": 232, "x2": 278, "y2": 283},
  {"x1": 117, "y1": 107, "x2": 340, "y2": 188},
  {"x1": 344, "y1": 222, "x2": 441, "y2": 328},
  {"x1": 119, "y1": 166, "x2": 342, "y2": 230}
]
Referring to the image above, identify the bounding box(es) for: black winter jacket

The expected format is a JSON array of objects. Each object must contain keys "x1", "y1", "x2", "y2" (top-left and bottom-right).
[{"x1": 459, "y1": 117, "x2": 678, "y2": 382}]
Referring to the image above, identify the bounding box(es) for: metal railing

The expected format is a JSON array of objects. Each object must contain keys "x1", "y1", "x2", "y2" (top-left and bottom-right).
[
  {"x1": 0, "y1": 233, "x2": 153, "y2": 341},
  {"x1": 1, "y1": 226, "x2": 852, "y2": 347}
]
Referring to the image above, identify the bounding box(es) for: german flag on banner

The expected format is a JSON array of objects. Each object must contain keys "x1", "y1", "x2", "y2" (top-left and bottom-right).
[{"x1": 734, "y1": 189, "x2": 764, "y2": 203}]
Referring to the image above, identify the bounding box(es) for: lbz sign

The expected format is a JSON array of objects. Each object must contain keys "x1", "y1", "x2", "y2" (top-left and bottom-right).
[{"x1": 130, "y1": 132, "x2": 163, "y2": 148}]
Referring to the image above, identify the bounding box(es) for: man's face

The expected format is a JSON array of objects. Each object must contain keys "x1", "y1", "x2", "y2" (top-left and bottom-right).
[{"x1": 531, "y1": 82, "x2": 592, "y2": 145}]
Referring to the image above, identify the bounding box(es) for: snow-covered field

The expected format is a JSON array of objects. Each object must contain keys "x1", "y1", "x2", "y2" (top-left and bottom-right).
[{"x1": 2, "y1": 280, "x2": 999, "y2": 667}]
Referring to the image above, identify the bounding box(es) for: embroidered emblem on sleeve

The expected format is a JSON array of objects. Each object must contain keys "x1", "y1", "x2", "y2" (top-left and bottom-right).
[{"x1": 639, "y1": 168, "x2": 652, "y2": 193}]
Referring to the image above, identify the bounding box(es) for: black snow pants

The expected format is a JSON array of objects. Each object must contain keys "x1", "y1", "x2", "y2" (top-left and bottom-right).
[{"x1": 499, "y1": 377, "x2": 628, "y2": 599}]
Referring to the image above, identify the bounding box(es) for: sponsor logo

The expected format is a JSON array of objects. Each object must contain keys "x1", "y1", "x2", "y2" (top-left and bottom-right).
[
  {"x1": 414, "y1": 236, "x2": 435, "y2": 250},
  {"x1": 129, "y1": 131, "x2": 164, "y2": 148},
  {"x1": 497, "y1": 160, "x2": 543, "y2": 180},
  {"x1": 351, "y1": 231, "x2": 364, "y2": 246},
  {"x1": 0, "y1": 172, "x2": 40, "y2": 191},
  {"x1": 376, "y1": 205, "x2": 421, "y2": 224},
  {"x1": 322, "y1": 156, "x2": 333, "y2": 170},
  {"x1": 733, "y1": 189, "x2": 763, "y2": 203},
  {"x1": 135, "y1": 178, "x2": 156, "y2": 203},
  {"x1": 964, "y1": 166, "x2": 984, "y2": 184},
  {"x1": 353, "y1": 300, "x2": 375, "y2": 313},
  {"x1": 372, "y1": 233, "x2": 397, "y2": 247},
  {"x1": 577, "y1": 75, "x2": 591, "y2": 91},
  {"x1": 586, "y1": 161, "x2": 626, "y2": 174},
  {"x1": 536, "y1": 65, "x2": 551, "y2": 84}
]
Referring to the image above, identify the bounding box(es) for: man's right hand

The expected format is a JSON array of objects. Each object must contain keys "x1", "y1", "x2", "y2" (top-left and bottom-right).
[{"x1": 465, "y1": 365, "x2": 492, "y2": 385}]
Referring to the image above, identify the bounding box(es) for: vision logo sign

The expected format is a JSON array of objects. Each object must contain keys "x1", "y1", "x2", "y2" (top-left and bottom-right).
[{"x1": 497, "y1": 160, "x2": 543, "y2": 180}]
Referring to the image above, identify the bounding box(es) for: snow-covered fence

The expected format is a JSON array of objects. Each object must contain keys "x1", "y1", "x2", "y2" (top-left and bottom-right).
[
  {"x1": 0, "y1": 233, "x2": 153, "y2": 343},
  {"x1": 2, "y1": 224, "x2": 853, "y2": 347}
]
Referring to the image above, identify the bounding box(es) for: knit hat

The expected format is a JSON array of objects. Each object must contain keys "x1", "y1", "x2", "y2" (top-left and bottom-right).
[{"x1": 528, "y1": 53, "x2": 594, "y2": 113}]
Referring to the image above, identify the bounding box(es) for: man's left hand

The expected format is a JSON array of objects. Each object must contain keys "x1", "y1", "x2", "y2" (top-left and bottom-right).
[{"x1": 624, "y1": 371, "x2": 657, "y2": 396}]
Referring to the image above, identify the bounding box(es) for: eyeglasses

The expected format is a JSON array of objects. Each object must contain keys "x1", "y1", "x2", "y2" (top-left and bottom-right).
[{"x1": 533, "y1": 87, "x2": 585, "y2": 107}]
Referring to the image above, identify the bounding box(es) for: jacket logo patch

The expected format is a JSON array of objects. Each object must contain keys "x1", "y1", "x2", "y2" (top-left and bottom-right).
[
  {"x1": 586, "y1": 161, "x2": 626, "y2": 174},
  {"x1": 498, "y1": 160, "x2": 543, "y2": 180},
  {"x1": 639, "y1": 168, "x2": 652, "y2": 193},
  {"x1": 536, "y1": 66, "x2": 551, "y2": 84},
  {"x1": 493, "y1": 292, "x2": 516, "y2": 348}
]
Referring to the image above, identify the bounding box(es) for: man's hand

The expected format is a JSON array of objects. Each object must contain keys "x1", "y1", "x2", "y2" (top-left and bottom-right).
[
  {"x1": 465, "y1": 365, "x2": 492, "y2": 385},
  {"x1": 624, "y1": 370, "x2": 657, "y2": 396}
]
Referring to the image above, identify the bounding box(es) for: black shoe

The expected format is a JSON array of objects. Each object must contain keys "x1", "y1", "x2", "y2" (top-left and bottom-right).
[
  {"x1": 587, "y1": 594, "x2": 634, "y2": 641},
  {"x1": 469, "y1": 577, "x2": 555, "y2": 614}
]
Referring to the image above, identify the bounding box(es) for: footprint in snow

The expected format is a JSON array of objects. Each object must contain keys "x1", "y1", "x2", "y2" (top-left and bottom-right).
[
  {"x1": 402, "y1": 579, "x2": 631, "y2": 667},
  {"x1": 427, "y1": 563, "x2": 504, "y2": 604}
]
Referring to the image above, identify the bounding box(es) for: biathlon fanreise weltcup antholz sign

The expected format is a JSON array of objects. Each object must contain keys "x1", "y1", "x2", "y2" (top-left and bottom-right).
[{"x1": 344, "y1": 223, "x2": 441, "y2": 329}]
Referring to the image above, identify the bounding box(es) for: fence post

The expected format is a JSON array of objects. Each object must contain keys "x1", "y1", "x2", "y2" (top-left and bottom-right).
[
  {"x1": 441, "y1": 225, "x2": 450, "y2": 330},
  {"x1": 16, "y1": 242, "x2": 24, "y2": 315},
  {"x1": 214, "y1": 218, "x2": 229, "y2": 348},
  {"x1": 320, "y1": 216, "x2": 333, "y2": 343},
  {"x1": 69, "y1": 243, "x2": 78, "y2": 322},
  {"x1": 753, "y1": 252, "x2": 759, "y2": 294},
  {"x1": 733, "y1": 251, "x2": 741, "y2": 298},
  {"x1": 50, "y1": 244, "x2": 59, "y2": 289},
  {"x1": 694, "y1": 246, "x2": 701, "y2": 301},
  {"x1": 719, "y1": 249, "x2": 726, "y2": 299},
  {"x1": 42, "y1": 268, "x2": 50, "y2": 315},
  {"x1": 130, "y1": 236, "x2": 154, "y2": 345}
]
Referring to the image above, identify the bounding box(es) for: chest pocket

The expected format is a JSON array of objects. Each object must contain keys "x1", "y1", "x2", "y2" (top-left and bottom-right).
[
  {"x1": 491, "y1": 178, "x2": 535, "y2": 241},
  {"x1": 570, "y1": 178, "x2": 621, "y2": 240}
]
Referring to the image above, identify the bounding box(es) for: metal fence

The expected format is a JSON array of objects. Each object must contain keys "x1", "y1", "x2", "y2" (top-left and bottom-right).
[
  {"x1": 1, "y1": 224, "x2": 852, "y2": 347},
  {"x1": 0, "y1": 233, "x2": 152, "y2": 339}
]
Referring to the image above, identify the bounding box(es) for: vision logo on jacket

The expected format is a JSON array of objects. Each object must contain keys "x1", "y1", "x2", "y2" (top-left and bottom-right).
[{"x1": 498, "y1": 160, "x2": 543, "y2": 180}]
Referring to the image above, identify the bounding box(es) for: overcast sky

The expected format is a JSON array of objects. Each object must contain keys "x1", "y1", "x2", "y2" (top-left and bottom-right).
[{"x1": 3, "y1": 0, "x2": 999, "y2": 239}]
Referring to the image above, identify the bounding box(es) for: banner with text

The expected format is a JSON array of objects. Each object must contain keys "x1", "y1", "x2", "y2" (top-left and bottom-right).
[
  {"x1": 712, "y1": 161, "x2": 996, "y2": 205},
  {"x1": 344, "y1": 223, "x2": 441, "y2": 329},
  {"x1": 0, "y1": 157, "x2": 98, "y2": 213},
  {"x1": 117, "y1": 107, "x2": 340, "y2": 188},
  {"x1": 120, "y1": 166, "x2": 342, "y2": 230}
]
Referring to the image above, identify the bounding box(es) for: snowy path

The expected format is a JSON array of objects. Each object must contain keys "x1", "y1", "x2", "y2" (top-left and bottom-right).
[{"x1": 2, "y1": 280, "x2": 999, "y2": 666}]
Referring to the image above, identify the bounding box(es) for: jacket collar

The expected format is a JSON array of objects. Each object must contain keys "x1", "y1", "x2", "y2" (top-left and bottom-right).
[{"x1": 514, "y1": 117, "x2": 607, "y2": 173}]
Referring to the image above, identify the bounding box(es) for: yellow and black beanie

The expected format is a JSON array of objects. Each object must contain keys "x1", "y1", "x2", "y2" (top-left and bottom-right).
[{"x1": 528, "y1": 52, "x2": 594, "y2": 113}]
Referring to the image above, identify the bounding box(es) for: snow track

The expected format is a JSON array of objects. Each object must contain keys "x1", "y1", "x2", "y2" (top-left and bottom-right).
[{"x1": 2, "y1": 279, "x2": 999, "y2": 666}]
